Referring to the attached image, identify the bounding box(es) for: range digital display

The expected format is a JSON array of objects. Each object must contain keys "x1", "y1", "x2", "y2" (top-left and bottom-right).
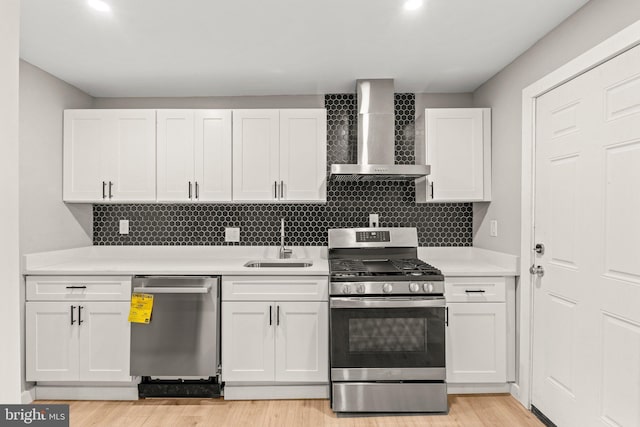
[{"x1": 355, "y1": 231, "x2": 390, "y2": 243}]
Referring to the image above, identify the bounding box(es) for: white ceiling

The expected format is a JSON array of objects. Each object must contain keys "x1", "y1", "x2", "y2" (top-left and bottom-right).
[{"x1": 20, "y1": 0, "x2": 590, "y2": 97}]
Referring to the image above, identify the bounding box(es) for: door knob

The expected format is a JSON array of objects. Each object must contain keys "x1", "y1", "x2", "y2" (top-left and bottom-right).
[
  {"x1": 529, "y1": 265, "x2": 545, "y2": 277},
  {"x1": 534, "y1": 243, "x2": 545, "y2": 255}
]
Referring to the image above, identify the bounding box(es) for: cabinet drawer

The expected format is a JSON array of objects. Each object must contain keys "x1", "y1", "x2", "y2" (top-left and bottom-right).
[
  {"x1": 26, "y1": 276, "x2": 132, "y2": 301},
  {"x1": 222, "y1": 276, "x2": 328, "y2": 301},
  {"x1": 445, "y1": 277, "x2": 506, "y2": 303}
]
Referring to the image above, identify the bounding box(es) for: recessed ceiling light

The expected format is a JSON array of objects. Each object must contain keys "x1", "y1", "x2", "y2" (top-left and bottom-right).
[
  {"x1": 404, "y1": 0, "x2": 423, "y2": 11},
  {"x1": 87, "y1": 0, "x2": 111, "y2": 13}
]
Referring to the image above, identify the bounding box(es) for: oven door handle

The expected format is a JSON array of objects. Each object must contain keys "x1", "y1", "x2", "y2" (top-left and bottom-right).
[{"x1": 330, "y1": 297, "x2": 445, "y2": 309}]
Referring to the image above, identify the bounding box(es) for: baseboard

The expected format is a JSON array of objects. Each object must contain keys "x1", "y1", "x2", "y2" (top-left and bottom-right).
[
  {"x1": 21, "y1": 388, "x2": 35, "y2": 404},
  {"x1": 531, "y1": 405, "x2": 557, "y2": 427},
  {"x1": 447, "y1": 383, "x2": 511, "y2": 394},
  {"x1": 223, "y1": 384, "x2": 329, "y2": 400},
  {"x1": 35, "y1": 385, "x2": 139, "y2": 401}
]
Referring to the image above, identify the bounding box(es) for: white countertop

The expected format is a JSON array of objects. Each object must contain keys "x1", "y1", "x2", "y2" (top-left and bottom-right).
[{"x1": 24, "y1": 245, "x2": 519, "y2": 277}]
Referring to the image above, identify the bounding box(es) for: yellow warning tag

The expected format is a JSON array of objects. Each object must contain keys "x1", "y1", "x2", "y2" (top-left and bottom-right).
[{"x1": 128, "y1": 293, "x2": 153, "y2": 324}]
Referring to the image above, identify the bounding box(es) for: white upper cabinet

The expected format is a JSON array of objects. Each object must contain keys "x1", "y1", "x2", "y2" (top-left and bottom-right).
[
  {"x1": 416, "y1": 108, "x2": 491, "y2": 202},
  {"x1": 63, "y1": 109, "x2": 156, "y2": 203},
  {"x1": 233, "y1": 109, "x2": 327, "y2": 202},
  {"x1": 157, "y1": 109, "x2": 232, "y2": 202}
]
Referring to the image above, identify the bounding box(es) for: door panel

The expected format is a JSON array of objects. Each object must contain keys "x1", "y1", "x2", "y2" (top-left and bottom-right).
[
  {"x1": 26, "y1": 302, "x2": 79, "y2": 381},
  {"x1": 533, "y1": 43, "x2": 640, "y2": 427},
  {"x1": 279, "y1": 110, "x2": 327, "y2": 201},
  {"x1": 194, "y1": 110, "x2": 232, "y2": 201},
  {"x1": 232, "y1": 110, "x2": 280, "y2": 201},
  {"x1": 221, "y1": 301, "x2": 275, "y2": 382},
  {"x1": 111, "y1": 110, "x2": 156, "y2": 201},
  {"x1": 275, "y1": 301, "x2": 328, "y2": 382},
  {"x1": 79, "y1": 302, "x2": 131, "y2": 381},
  {"x1": 157, "y1": 110, "x2": 195, "y2": 201}
]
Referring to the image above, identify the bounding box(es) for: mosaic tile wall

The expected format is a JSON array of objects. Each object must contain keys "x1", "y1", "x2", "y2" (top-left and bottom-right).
[{"x1": 93, "y1": 94, "x2": 473, "y2": 246}]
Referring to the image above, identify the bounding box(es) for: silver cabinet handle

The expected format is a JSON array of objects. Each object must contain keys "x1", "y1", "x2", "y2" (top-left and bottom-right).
[
  {"x1": 102, "y1": 181, "x2": 107, "y2": 199},
  {"x1": 188, "y1": 181, "x2": 192, "y2": 199},
  {"x1": 108, "y1": 181, "x2": 113, "y2": 199},
  {"x1": 195, "y1": 181, "x2": 199, "y2": 200},
  {"x1": 70, "y1": 305, "x2": 76, "y2": 325},
  {"x1": 78, "y1": 305, "x2": 84, "y2": 325},
  {"x1": 133, "y1": 286, "x2": 211, "y2": 294},
  {"x1": 280, "y1": 181, "x2": 284, "y2": 200}
]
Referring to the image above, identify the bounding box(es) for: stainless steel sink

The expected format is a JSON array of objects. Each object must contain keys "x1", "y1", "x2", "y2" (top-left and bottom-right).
[{"x1": 244, "y1": 259, "x2": 313, "y2": 268}]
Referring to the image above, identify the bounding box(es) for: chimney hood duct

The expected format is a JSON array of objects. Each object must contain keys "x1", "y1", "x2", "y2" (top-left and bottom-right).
[{"x1": 330, "y1": 79, "x2": 430, "y2": 181}]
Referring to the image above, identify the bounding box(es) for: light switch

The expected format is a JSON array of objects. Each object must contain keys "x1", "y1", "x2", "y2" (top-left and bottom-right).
[
  {"x1": 225, "y1": 227, "x2": 240, "y2": 242},
  {"x1": 490, "y1": 220, "x2": 498, "y2": 237},
  {"x1": 119, "y1": 220, "x2": 130, "y2": 235}
]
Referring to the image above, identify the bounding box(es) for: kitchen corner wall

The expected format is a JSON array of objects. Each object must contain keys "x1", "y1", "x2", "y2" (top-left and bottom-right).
[{"x1": 93, "y1": 94, "x2": 473, "y2": 246}]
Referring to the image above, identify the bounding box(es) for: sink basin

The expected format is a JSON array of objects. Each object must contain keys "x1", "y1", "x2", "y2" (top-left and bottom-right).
[{"x1": 244, "y1": 259, "x2": 313, "y2": 268}]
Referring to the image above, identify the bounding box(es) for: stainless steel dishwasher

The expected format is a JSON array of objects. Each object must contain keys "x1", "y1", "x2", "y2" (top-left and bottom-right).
[{"x1": 130, "y1": 276, "x2": 220, "y2": 396}]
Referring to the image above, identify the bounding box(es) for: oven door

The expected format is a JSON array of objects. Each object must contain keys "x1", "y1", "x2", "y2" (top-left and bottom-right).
[{"x1": 330, "y1": 296, "x2": 445, "y2": 381}]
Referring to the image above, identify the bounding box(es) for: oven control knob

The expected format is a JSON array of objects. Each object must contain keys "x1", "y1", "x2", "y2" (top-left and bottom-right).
[
  {"x1": 423, "y1": 283, "x2": 434, "y2": 293},
  {"x1": 356, "y1": 284, "x2": 366, "y2": 294},
  {"x1": 382, "y1": 283, "x2": 393, "y2": 293},
  {"x1": 342, "y1": 284, "x2": 352, "y2": 294},
  {"x1": 409, "y1": 282, "x2": 420, "y2": 293}
]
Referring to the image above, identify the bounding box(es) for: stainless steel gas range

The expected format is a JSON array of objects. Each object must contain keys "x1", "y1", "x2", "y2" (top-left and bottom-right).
[{"x1": 328, "y1": 227, "x2": 448, "y2": 413}]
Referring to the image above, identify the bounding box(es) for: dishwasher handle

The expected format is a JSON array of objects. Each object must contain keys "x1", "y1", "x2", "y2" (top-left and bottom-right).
[{"x1": 133, "y1": 285, "x2": 212, "y2": 294}]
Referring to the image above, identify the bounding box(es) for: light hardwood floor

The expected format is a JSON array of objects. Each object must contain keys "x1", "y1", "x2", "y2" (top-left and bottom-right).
[{"x1": 38, "y1": 394, "x2": 543, "y2": 427}]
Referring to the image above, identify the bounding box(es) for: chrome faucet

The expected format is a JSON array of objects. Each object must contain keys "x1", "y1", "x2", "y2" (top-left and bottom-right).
[{"x1": 279, "y1": 218, "x2": 292, "y2": 259}]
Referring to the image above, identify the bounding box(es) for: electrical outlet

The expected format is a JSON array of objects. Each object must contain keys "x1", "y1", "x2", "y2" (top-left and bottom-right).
[
  {"x1": 369, "y1": 214, "x2": 379, "y2": 228},
  {"x1": 119, "y1": 220, "x2": 129, "y2": 235},
  {"x1": 490, "y1": 220, "x2": 498, "y2": 237},
  {"x1": 225, "y1": 227, "x2": 240, "y2": 243}
]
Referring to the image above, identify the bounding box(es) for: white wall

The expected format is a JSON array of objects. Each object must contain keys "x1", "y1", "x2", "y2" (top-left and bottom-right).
[
  {"x1": 415, "y1": 92, "x2": 473, "y2": 111},
  {"x1": 20, "y1": 60, "x2": 93, "y2": 254},
  {"x1": 0, "y1": 0, "x2": 23, "y2": 403},
  {"x1": 473, "y1": 0, "x2": 640, "y2": 254}
]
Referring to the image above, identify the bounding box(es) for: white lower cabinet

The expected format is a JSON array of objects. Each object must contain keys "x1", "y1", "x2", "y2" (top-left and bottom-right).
[
  {"x1": 25, "y1": 276, "x2": 132, "y2": 384},
  {"x1": 26, "y1": 301, "x2": 131, "y2": 382},
  {"x1": 221, "y1": 276, "x2": 329, "y2": 399},
  {"x1": 445, "y1": 276, "x2": 514, "y2": 386}
]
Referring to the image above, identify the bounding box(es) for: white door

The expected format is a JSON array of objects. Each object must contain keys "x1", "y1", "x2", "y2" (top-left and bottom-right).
[
  {"x1": 221, "y1": 301, "x2": 275, "y2": 382},
  {"x1": 279, "y1": 109, "x2": 327, "y2": 201},
  {"x1": 445, "y1": 302, "x2": 506, "y2": 383},
  {"x1": 157, "y1": 110, "x2": 195, "y2": 201},
  {"x1": 275, "y1": 301, "x2": 328, "y2": 382},
  {"x1": 63, "y1": 110, "x2": 110, "y2": 202},
  {"x1": 78, "y1": 302, "x2": 131, "y2": 382},
  {"x1": 533, "y1": 44, "x2": 640, "y2": 427},
  {"x1": 26, "y1": 302, "x2": 79, "y2": 381},
  {"x1": 110, "y1": 110, "x2": 156, "y2": 201},
  {"x1": 194, "y1": 110, "x2": 232, "y2": 201},
  {"x1": 425, "y1": 108, "x2": 488, "y2": 201},
  {"x1": 232, "y1": 109, "x2": 280, "y2": 201}
]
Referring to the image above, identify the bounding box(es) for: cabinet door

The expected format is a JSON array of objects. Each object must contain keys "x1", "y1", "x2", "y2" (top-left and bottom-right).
[
  {"x1": 279, "y1": 109, "x2": 327, "y2": 201},
  {"x1": 232, "y1": 110, "x2": 280, "y2": 201},
  {"x1": 194, "y1": 110, "x2": 232, "y2": 201},
  {"x1": 26, "y1": 302, "x2": 80, "y2": 381},
  {"x1": 221, "y1": 301, "x2": 275, "y2": 382},
  {"x1": 157, "y1": 110, "x2": 195, "y2": 201},
  {"x1": 275, "y1": 301, "x2": 328, "y2": 382},
  {"x1": 63, "y1": 110, "x2": 110, "y2": 202},
  {"x1": 78, "y1": 302, "x2": 131, "y2": 382},
  {"x1": 109, "y1": 110, "x2": 156, "y2": 201},
  {"x1": 446, "y1": 302, "x2": 506, "y2": 383},
  {"x1": 422, "y1": 108, "x2": 491, "y2": 202}
]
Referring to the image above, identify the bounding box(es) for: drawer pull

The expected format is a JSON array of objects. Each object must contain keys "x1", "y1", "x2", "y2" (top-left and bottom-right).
[
  {"x1": 66, "y1": 285, "x2": 87, "y2": 289},
  {"x1": 464, "y1": 289, "x2": 486, "y2": 293}
]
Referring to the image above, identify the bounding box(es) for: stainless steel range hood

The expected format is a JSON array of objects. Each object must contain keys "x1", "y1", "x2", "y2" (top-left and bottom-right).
[{"x1": 330, "y1": 79, "x2": 430, "y2": 181}]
